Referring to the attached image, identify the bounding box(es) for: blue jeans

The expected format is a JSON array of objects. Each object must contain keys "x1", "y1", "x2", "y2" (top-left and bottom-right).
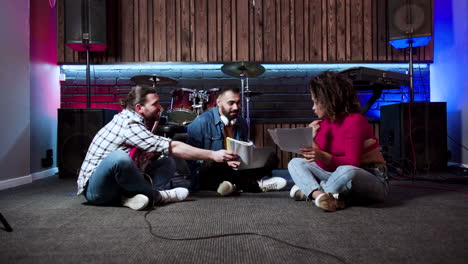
[
  {"x1": 288, "y1": 158, "x2": 389, "y2": 202},
  {"x1": 84, "y1": 150, "x2": 176, "y2": 205}
]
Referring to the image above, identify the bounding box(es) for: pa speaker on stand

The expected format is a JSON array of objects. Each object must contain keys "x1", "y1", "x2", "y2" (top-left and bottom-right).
[
  {"x1": 64, "y1": 0, "x2": 108, "y2": 108},
  {"x1": 387, "y1": 0, "x2": 433, "y2": 103},
  {"x1": 387, "y1": 0, "x2": 433, "y2": 49},
  {"x1": 64, "y1": 0, "x2": 107, "y2": 52}
]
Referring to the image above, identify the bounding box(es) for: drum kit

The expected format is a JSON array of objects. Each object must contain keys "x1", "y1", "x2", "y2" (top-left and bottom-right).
[
  {"x1": 131, "y1": 62, "x2": 265, "y2": 137},
  {"x1": 167, "y1": 87, "x2": 221, "y2": 124}
]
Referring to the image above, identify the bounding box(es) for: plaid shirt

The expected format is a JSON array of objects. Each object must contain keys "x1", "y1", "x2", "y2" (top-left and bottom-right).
[{"x1": 76, "y1": 109, "x2": 171, "y2": 195}]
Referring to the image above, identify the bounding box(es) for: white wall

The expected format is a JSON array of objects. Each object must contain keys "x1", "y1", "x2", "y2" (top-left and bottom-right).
[
  {"x1": 30, "y1": 0, "x2": 60, "y2": 173},
  {"x1": 0, "y1": 0, "x2": 31, "y2": 182},
  {"x1": 431, "y1": 0, "x2": 468, "y2": 165}
]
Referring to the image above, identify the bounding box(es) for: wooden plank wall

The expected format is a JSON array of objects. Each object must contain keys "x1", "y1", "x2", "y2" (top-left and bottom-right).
[
  {"x1": 57, "y1": 0, "x2": 434, "y2": 63},
  {"x1": 252, "y1": 122, "x2": 380, "y2": 169}
]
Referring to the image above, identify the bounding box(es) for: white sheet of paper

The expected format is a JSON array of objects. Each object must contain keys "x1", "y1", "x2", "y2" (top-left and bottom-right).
[{"x1": 267, "y1": 127, "x2": 313, "y2": 154}]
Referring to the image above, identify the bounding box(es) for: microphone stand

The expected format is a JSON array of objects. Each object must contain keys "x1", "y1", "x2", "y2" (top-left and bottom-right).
[{"x1": 0, "y1": 212, "x2": 13, "y2": 232}]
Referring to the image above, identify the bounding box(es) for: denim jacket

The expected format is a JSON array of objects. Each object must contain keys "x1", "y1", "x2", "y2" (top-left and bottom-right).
[
  {"x1": 186, "y1": 106, "x2": 248, "y2": 151},
  {"x1": 186, "y1": 107, "x2": 248, "y2": 190}
]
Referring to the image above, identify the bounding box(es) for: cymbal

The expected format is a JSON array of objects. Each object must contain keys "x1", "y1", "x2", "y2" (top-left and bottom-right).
[
  {"x1": 221, "y1": 62, "x2": 265, "y2": 78},
  {"x1": 243, "y1": 90, "x2": 263, "y2": 97},
  {"x1": 130, "y1": 75, "x2": 177, "y2": 86}
]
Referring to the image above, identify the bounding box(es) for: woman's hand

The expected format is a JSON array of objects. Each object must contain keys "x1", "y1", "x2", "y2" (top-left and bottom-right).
[
  {"x1": 300, "y1": 145, "x2": 331, "y2": 164},
  {"x1": 309, "y1": 120, "x2": 322, "y2": 139},
  {"x1": 300, "y1": 146, "x2": 320, "y2": 163}
]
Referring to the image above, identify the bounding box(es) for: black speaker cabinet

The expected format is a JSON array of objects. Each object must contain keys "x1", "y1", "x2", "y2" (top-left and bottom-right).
[
  {"x1": 380, "y1": 103, "x2": 447, "y2": 173},
  {"x1": 64, "y1": 0, "x2": 107, "y2": 51},
  {"x1": 58, "y1": 109, "x2": 117, "y2": 179},
  {"x1": 387, "y1": 0, "x2": 433, "y2": 47}
]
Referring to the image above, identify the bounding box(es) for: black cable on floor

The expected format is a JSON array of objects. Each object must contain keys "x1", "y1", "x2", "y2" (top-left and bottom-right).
[{"x1": 143, "y1": 208, "x2": 347, "y2": 264}]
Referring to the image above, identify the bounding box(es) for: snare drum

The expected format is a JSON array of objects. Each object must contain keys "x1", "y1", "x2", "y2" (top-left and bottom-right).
[
  {"x1": 168, "y1": 88, "x2": 197, "y2": 124},
  {"x1": 203, "y1": 88, "x2": 220, "y2": 111}
]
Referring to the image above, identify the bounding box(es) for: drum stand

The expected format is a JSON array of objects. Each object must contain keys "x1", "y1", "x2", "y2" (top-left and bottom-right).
[
  {"x1": 193, "y1": 90, "x2": 208, "y2": 117},
  {"x1": 221, "y1": 62, "x2": 265, "y2": 139},
  {"x1": 240, "y1": 72, "x2": 253, "y2": 138}
]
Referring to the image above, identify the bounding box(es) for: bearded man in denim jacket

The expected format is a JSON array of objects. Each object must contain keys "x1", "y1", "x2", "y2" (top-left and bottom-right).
[{"x1": 186, "y1": 87, "x2": 286, "y2": 196}]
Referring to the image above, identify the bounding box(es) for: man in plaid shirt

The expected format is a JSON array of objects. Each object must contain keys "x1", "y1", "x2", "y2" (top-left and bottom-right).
[{"x1": 77, "y1": 86, "x2": 238, "y2": 210}]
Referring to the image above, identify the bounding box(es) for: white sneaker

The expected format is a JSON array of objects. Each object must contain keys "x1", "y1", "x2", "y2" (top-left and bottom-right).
[
  {"x1": 289, "y1": 185, "x2": 307, "y2": 201},
  {"x1": 258, "y1": 177, "x2": 287, "y2": 192},
  {"x1": 122, "y1": 194, "x2": 150, "y2": 210},
  {"x1": 217, "y1": 181, "x2": 236, "y2": 196},
  {"x1": 159, "y1": 188, "x2": 189, "y2": 203}
]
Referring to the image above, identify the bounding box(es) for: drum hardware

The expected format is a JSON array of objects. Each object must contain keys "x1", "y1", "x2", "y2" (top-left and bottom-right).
[
  {"x1": 221, "y1": 62, "x2": 265, "y2": 138},
  {"x1": 155, "y1": 123, "x2": 186, "y2": 138},
  {"x1": 191, "y1": 90, "x2": 206, "y2": 116},
  {"x1": 202, "y1": 88, "x2": 220, "y2": 112},
  {"x1": 243, "y1": 90, "x2": 263, "y2": 97},
  {"x1": 130, "y1": 75, "x2": 177, "y2": 88}
]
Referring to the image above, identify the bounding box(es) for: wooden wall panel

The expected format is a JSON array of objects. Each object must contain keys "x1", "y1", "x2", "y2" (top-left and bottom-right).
[
  {"x1": 326, "y1": 0, "x2": 336, "y2": 61},
  {"x1": 166, "y1": 0, "x2": 177, "y2": 61},
  {"x1": 237, "y1": 0, "x2": 249, "y2": 61},
  {"x1": 336, "y1": 0, "x2": 345, "y2": 61},
  {"x1": 195, "y1": 0, "x2": 208, "y2": 61},
  {"x1": 153, "y1": 0, "x2": 166, "y2": 61},
  {"x1": 350, "y1": 0, "x2": 363, "y2": 61},
  {"x1": 280, "y1": 0, "x2": 291, "y2": 61},
  {"x1": 207, "y1": 0, "x2": 217, "y2": 61},
  {"x1": 363, "y1": 0, "x2": 373, "y2": 61},
  {"x1": 57, "y1": 0, "x2": 434, "y2": 63},
  {"x1": 309, "y1": 0, "x2": 322, "y2": 61}
]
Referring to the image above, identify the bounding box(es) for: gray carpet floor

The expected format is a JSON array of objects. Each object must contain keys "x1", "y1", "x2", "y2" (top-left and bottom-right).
[{"x1": 1, "y1": 174, "x2": 468, "y2": 264}]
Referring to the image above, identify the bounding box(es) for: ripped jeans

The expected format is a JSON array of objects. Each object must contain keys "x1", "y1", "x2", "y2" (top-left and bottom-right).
[{"x1": 288, "y1": 158, "x2": 389, "y2": 202}]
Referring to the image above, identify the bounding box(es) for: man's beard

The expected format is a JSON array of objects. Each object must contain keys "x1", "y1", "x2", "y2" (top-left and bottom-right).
[
  {"x1": 220, "y1": 106, "x2": 238, "y2": 120},
  {"x1": 144, "y1": 111, "x2": 161, "y2": 124}
]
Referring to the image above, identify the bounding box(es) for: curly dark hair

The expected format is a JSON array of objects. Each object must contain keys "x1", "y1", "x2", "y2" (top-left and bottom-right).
[
  {"x1": 119, "y1": 85, "x2": 157, "y2": 110},
  {"x1": 309, "y1": 71, "x2": 361, "y2": 121}
]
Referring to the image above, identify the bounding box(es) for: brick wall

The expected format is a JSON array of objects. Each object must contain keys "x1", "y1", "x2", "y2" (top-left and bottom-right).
[{"x1": 60, "y1": 63, "x2": 430, "y2": 122}]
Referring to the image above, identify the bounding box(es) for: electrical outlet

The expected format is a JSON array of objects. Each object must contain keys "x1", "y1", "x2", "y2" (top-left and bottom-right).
[
  {"x1": 41, "y1": 149, "x2": 53, "y2": 168},
  {"x1": 59, "y1": 73, "x2": 66, "y2": 81}
]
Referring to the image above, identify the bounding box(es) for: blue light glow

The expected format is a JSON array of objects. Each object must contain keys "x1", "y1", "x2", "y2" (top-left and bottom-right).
[
  {"x1": 61, "y1": 63, "x2": 429, "y2": 71},
  {"x1": 389, "y1": 36, "x2": 433, "y2": 49},
  {"x1": 430, "y1": 0, "x2": 468, "y2": 163}
]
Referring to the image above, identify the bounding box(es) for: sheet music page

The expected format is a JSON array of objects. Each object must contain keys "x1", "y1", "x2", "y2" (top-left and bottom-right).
[
  {"x1": 226, "y1": 137, "x2": 273, "y2": 170},
  {"x1": 267, "y1": 127, "x2": 313, "y2": 154}
]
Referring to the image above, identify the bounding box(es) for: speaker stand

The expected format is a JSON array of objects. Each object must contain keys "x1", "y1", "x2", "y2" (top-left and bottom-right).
[
  {"x1": 408, "y1": 41, "x2": 414, "y2": 102},
  {"x1": 86, "y1": 46, "x2": 91, "y2": 108}
]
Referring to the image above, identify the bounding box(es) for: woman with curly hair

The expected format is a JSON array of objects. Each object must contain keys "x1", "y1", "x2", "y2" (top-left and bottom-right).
[{"x1": 288, "y1": 71, "x2": 389, "y2": 212}]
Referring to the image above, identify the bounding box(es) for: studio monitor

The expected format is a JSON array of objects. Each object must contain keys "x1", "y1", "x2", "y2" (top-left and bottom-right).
[
  {"x1": 64, "y1": 0, "x2": 107, "y2": 51},
  {"x1": 387, "y1": 0, "x2": 433, "y2": 48},
  {"x1": 57, "y1": 109, "x2": 117, "y2": 179},
  {"x1": 380, "y1": 102, "x2": 447, "y2": 173}
]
